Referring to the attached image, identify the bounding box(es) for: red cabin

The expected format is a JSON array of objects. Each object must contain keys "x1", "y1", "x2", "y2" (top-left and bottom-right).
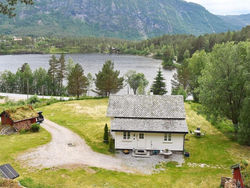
[
  {"x1": 1, "y1": 106, "x2": 38, "y2": 131},
  {"x1": 231, "y1": 164, "x2": 244, "y2": 188}
]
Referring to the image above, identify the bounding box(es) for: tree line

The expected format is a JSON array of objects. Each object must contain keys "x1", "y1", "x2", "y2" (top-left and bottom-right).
[
  {"x1": 172, "y1": 41, "x2": 250, "y2": 145},
  {"x1": 1, "y1": 26, "x2": 249, "y2": 61},
  {"x1": 0, "y1": 54, "x2": 169, "y2": 98}
]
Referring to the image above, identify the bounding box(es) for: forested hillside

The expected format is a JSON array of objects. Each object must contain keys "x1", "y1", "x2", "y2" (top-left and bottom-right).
[{"x1": 0, "y1": 0, "x2": 244, "y2": 39}]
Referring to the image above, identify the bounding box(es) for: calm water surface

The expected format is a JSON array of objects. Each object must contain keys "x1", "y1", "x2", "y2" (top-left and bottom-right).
[{"x1": 0, "y1": 54, "x2": 176, "y2": 95}]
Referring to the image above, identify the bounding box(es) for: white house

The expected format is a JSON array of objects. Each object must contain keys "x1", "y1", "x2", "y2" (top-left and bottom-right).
[{"x1": 107, "y1": 95, "x2": 188, "y2": 153}]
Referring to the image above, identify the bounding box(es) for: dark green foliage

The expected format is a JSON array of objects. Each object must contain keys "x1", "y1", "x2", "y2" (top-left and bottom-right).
[
  {"x1": 67, "y1": 63, "x2": 88, "y2": 99},
  {"x1": 27, "y1": 95, "x2": 40, "y2": 104},
  {"x1": 19, "y1": 129, "x2": 28, "y2": 134},
  {"x1": 238, "y1": 90, "x2": 250, "y2": 145},
  {"x1": 198, "y1": 42, "x2": 249, "y2": 131},
  {"x1": 103, "y1": 124, "x2": 109, "y2": 144},
  {"x1": 31, "y1": 123, "x2": 40, "y2": 132},
  {"x1": 95, "y1": 60, "x2": 124, "y2": 97},
  {"x1": 172, "y1": 86, "x2": 187, "y2": 100},
  {"x1": 151, "y1": 69, "x2": 167, "y2": 95},
  {"x1": 162, "y1": 45, "x2": 175, "y2": 69},
  {"x1": 187, "y1": 50, "x2": 208, "y2": 102},
  {"x1": 0, "y1": 0, "x2": 33, "y2": 17},
  {"x1": 108, "y1": 138, "x2": 115, "y2": 153},
  {"x1": 0, "y1": 60, "x2": 65, "y2": 96},
  {"x1": 57, "y1": 54, "x2": 66, "y2": 95},
  {"x1": 48, "y1": 55, "x2": 60, "y2": 95}
]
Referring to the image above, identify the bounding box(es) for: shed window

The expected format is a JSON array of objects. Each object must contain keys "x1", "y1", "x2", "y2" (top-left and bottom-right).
[
  {"x1": 123, "y1": 132, "x2": 130, "y2": 140},
  {"x1": 139, "y1": 133, "x2": 144, "y2": 139},
  {"x1": 164, "y1": 133, "x2": 172, "y2": 142}
]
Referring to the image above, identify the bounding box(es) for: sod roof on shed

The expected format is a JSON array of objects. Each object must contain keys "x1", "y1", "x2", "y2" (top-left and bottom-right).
[{"x1": 2, "y1": 106, "x2": 38, "y2": 122}]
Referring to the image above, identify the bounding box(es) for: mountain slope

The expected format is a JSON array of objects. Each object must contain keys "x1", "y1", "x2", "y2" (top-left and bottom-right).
[
  {"x1": 0, "y1": 0, "x2": 244, "y2": 39},
  {"x1": 219, "y1": 14, "x2": 250, "y2": 28}
]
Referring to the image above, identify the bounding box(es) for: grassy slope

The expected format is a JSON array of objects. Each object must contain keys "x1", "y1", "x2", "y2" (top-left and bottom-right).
[{"x1": 0, "y1": 98, "x2": 249, "y2": 188}]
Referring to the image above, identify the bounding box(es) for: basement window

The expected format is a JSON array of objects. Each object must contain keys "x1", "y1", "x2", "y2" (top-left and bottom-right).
[
  {"x1": 139, "y1": 133, "x2": 144, "y2": 139},
  {"x1": 123, "y1": 132, "x2": 130, "y2": 140},
  {"x1": 164, "y1": 133, "x2": 172, "y2": 142}
]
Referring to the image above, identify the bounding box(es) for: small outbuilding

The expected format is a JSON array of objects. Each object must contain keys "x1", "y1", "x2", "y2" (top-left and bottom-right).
[
  {"x1": 1, "y1": 106, "x2": 38, "y2": 131},
  {"x1": 107, "y1": 95, "x2": 188, "y2": 153}
]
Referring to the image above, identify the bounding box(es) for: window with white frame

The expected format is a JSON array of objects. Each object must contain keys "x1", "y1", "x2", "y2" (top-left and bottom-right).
[
  {"x1": 123, "y1": 132, "x2": 130, "y2": 140},
  {"x1": 164, "y1": 133, "x2": 172, "y2": 142},
  {"x1": 139, "y1": 133, "x2": 144, "y2": 139}
]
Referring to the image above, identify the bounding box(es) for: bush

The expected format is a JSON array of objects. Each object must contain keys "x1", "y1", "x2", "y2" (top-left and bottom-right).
[
  {"x1": 103, "y1": 124, "x2": 109, "y2": 144},
  {"x1": 31, "y1": 123, "x2": 40, "y2": 132},
  {"x1": 46, "y1": 97, "x2": 58, "y2": 105},
  {"x1": 20, "y1": 129, "x2": 28, "y2": 134},
  {"x1": 108, "y1": 138, "x2": 115, "y2": 153},
  {"x1": 27, "y1": 95, "x2": 40, "y2": 104}
]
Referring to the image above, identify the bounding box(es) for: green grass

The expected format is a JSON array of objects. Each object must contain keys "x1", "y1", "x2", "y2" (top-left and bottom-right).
[
  {"x1": 0, "y1": 98, "x2": 249, "y2": 188},
  {"x1": 38, "y1": 98, "x2": 110, "y2": 154}
]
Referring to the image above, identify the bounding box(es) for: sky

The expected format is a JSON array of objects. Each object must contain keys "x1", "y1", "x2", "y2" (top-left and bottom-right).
[{"x1": 185, "y1": 0, "x2": 250, "y2": 15}]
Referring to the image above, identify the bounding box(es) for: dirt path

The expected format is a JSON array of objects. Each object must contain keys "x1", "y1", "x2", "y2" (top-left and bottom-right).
[{"x1": 18, "y1": 119, "x2": 135, "y2": 173}]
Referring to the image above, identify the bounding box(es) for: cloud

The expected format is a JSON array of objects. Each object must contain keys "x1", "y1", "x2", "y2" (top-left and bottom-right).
[{"x1": 185, "y1": 0, "x2": 250, "y2": 15}]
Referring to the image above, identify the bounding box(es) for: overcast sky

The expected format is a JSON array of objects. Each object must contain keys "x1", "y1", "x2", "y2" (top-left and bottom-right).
[{"x1": 185, "y1": 0, "x2": 250, "y2": 15}]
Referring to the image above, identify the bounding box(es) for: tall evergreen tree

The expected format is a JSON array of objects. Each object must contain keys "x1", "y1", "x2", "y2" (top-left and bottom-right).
[
  {"x1": 67, "y1": 63, "x2": 88, "y2": 99},
  {"x1": 95, "y1": 60, "x2": 124, "y2": 96},
  {"x1": 57, "y1": 54, "x2": 66, "y2": 95},
  {"x1": 151, "y1": 68, "x2": 167, "y2": 95},
  {"x1": 33, "y1": 68, "x2": 48, "y2": 95},
  {"x1": 103, "y1": 123, "x2": 109, "y2": 144},
  {"x1": 48, "y1": 55, "x2": 59, "y2": 95},
  {"x1": 20, "y1": 63, "x2": 33, "y2": 94}
]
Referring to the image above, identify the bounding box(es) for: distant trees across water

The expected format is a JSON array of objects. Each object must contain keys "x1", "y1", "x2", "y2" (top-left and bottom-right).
[{"x1": 0, "y1": 56, "x2": 127, "y2": 97}]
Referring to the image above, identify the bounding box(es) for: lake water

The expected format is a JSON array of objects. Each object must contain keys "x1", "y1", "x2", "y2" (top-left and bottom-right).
[{"x1": 0, "y1": 54, "x2": 176, "y2": 95}]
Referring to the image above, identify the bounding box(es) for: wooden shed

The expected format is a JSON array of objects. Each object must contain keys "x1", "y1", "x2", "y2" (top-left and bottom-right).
[{"x1": 1, "y1": 106, "x2": 38, "y2": 131}]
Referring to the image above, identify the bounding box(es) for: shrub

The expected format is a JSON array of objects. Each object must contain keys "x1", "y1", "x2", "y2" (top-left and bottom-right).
[
  {"x1": 103, "y1": 124, "x2": 109, "y2": 144},
  {"x1": 31, "y1": 123, "x2": 40, "y2": 132},
  {"x1": 46, "y1": 97, "x2": 58, "y2": 105},
  {"x1": 108, "y1": 138, "x2": 115, "y2": 153},
  {"x1": 20, "y1": 129, "x2": 28, "y2": 134},
  {"x1": 27, "y1": 95, "x2": 40, "y2": 104}
]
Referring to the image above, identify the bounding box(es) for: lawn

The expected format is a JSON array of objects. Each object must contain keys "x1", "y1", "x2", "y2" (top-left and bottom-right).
[{"x1": 0, "y1": 98, "x2": 249, "y2": 188}]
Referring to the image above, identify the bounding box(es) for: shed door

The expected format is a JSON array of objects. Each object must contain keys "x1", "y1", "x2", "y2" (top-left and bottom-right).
[{"x1": 137, "y1": 133, "x2": 146, "y2": 149}]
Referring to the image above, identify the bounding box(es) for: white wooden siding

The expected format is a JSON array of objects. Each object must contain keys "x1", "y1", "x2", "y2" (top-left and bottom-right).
[{"x1": 113, "y1": 132, "x2": 185, "y2": 151}]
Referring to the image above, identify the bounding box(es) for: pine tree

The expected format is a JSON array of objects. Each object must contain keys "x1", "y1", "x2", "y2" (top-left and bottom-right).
[
  {"x1": 67, "y1": 63, "x2": 88, "y2": 99},
  {"x1": 103, "y1": 124, "x2": 109, "y2": 144},
  {"x1": 95, "y1": 60, "x2": 124, "y2": 96},
  {"x1": 151, "y1": 68, "x2": 167, "y2": 95},
  {"x1": 57, "y1": 54, "x2": 66, "y2": 95},
  {"x1": 48, "y1": 55, "x2": 59, "y2": 95}
]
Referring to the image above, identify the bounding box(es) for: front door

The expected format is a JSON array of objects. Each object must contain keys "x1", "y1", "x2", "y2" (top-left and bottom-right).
[{"x1": 137, "y1": 133, "x2": 146, "y2": 149}]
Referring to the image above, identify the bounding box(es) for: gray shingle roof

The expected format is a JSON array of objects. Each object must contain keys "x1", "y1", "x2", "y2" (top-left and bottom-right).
[
  {"x1": 111, "y1": 118, "x2": 188, "y2": 133},
  {"x1": 107, "y1": 95, "x2": 186, "y2": 119}
]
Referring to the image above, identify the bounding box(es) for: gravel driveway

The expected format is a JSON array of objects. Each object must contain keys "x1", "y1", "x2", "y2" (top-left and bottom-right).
[{"x1": 18, "y1": 119, "x2": 135, "y2": 173}]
